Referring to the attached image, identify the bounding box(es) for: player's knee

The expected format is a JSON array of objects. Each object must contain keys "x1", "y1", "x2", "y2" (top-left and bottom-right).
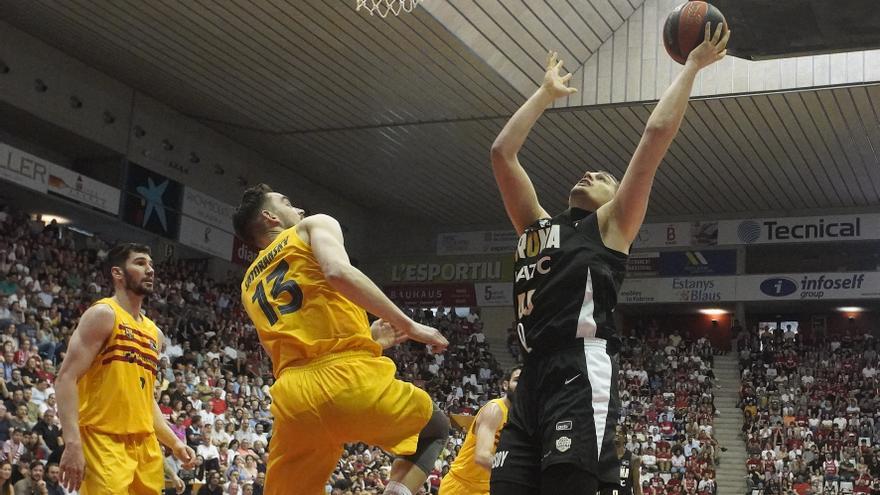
[
  {"x1": 423, "y1": 406, "x2": 450, "y2": 439},
  {"x1": 402, "y1": 406, "x2": 449, "y2": 474}
]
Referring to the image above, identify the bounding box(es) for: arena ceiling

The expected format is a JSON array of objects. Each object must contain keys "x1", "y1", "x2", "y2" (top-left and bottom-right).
[{"x1": 2, "y1": 1, "x2": 879, "y2": 225}]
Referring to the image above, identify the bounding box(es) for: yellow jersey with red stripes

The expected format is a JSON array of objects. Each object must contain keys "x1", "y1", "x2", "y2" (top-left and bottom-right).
[
  {"x1": 447, "y1": 398, "x2": 510, "y2": 489},
  {"x1": 78, "y1": 297, "x2": 160, "y2": 434},
  {"x1": 240, "y1": 226, "x2": 381, "y2": 377}
]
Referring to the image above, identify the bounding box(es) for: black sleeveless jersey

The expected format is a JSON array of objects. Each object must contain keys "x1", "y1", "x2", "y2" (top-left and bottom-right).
[
  {"x1": 600, "y1": 450, "x2": 635, "y2": 495},
  {"x1": 512, "y1": 208, "x2": 628, "y2": 357}
]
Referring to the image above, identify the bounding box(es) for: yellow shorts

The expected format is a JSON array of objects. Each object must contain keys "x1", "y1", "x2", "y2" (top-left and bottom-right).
[
  {"x1": 80, "y1": 427, "x2": 164, "y2": 495},
  {"x1": 439, "y1": 472, "x2": 488, "y2": 495},
  {"x1": 265, "y1": 351, "x2": 433, "y2": 495}
]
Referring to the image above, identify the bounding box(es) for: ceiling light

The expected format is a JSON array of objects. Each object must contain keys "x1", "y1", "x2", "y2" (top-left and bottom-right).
[
  {"x1": 40, "y1": 214, "x2": 70, "y2": 225},
  {"x1": 698, "y1": 308, "x2": 727, "y2": 316},
  {"x1": 837, "y1": 307, "x2": 864, "y2": 313}
]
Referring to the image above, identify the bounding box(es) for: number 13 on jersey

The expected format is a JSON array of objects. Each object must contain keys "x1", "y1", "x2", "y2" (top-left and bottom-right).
[{"x1": 251, "y1": 260, "x2": 304, "y2": 324}]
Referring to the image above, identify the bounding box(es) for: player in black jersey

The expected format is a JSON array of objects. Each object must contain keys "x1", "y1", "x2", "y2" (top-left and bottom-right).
[
  {"x1": 599, "y1": 431, "x2": 642, "y2": 495},
  {"x1": 488, "y1": 24, "x2": 730, "y2": 495}
]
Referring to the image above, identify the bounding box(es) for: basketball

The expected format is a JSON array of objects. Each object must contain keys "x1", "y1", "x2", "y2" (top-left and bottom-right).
[{"x1": 663, "y1": 1, "x2": 727, "y2": 65}]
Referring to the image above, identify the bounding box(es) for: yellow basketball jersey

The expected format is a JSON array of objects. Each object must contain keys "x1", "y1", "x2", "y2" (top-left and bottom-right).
[
  {"x1": 78, "y1": 297, "x2": 160, "y2": 435},
  {"x1": 448, "y1": 398, "x2": 510, "y2": 489},
  {"x1": 240, "y1": 226, "x2": 381, "y2": 376}
]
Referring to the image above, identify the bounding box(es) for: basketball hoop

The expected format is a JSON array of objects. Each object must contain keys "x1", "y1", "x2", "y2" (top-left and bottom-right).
[{"x1": 356, "y1": 0, "x2": 423, "y2": 18}]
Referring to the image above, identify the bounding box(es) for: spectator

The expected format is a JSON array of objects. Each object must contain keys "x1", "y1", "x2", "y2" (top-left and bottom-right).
[{"x1": 12, "y1": 460, "x2": 44, "y2": 495}]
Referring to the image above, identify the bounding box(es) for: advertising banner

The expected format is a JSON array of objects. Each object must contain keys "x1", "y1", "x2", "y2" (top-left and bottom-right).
[
  {"x1": 384, "y1": 283, "x2": 477, "y2": 307},
  {"x1": 178, "y1": 215, "x2": 234, "y2": 261},
  {"x1": 718, "y1": 214, "x2": 880, "y2": 245},
  {"x1": 737, "y1": 272, "x2": 880, "y2": 301},
  {"x1": 182, "y1": 187, "x2": 235, "y2": 231},
  {"x1": 658, "y1": 250, "x2": 737, "y2": 276},
  {"x1": 635, "y1": 214, "x2": 880, "y2": 249},
  {"x1": 633, "y1": 221, "x2": 719, "y2": 249},
  {"x1": 0, "y1": 142, "x2": 120, "y2": 214},
  {"x1": 618, "y1": 276, "x2": 738, "y2": 304},
  {"x1": 437, "y1": 230, "x2": 519, "y2": 255},
  {"x1": 123, "y1": 163, "x2": 183, "y2": 239},
  {"x1": 474, "y1": 283, "x2": 514, "y2": 307},
  {"x1": 626, "y1": 252, "x2": 660, "y2": 276},
  {"x1": 232, "y1": 236, "x2": 259, "y2": 267}
]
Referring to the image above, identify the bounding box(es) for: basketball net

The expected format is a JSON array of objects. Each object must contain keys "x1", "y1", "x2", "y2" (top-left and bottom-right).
[{"x1": 356, "y1": 0, "x2": 422, "y2": 18}]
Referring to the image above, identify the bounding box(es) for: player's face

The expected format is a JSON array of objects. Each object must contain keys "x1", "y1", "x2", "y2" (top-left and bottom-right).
[
  {"x1": 265, "y1": 192, "x2": 305, "y2": 229},
  {"x1": 569, "y1": 171, "x2": 618, "y2": 210},
  {"x1": 122, "y1": 252, "x2": 154, "y2": 296}
]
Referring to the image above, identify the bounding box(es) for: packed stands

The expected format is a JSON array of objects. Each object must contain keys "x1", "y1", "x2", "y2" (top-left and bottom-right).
[{"x1": 737, "y1": 325, "x2": 880, "y2": 494}]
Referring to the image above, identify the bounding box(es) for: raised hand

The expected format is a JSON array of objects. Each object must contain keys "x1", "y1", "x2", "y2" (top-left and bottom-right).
[
  {"x1": 687, "y1": 22, "x2": 730, "y2": 69},
  {"x1": 542, "y1": 51, "x2": 577, "y2": 99}
]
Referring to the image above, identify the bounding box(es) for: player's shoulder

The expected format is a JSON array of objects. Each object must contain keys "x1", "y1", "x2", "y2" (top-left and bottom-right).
[
  {"x1": 300, "y1": 213, "x2": 339, "y2": 228},
  {"x1": 84, "y1": 302, "x2": 117, "y2": 321}
]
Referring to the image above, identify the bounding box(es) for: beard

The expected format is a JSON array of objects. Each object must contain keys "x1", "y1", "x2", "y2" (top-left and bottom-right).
[{"x1": 124, "y1": 270, "x2": 153, "y2": 296}]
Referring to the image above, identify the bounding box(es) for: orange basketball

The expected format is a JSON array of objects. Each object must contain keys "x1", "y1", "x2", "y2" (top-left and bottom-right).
[{"x1": 663, "y1": 1, "x2": 727, "y2": 65}]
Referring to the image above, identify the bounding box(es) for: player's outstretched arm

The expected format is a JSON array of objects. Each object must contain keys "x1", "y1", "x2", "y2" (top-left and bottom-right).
[
  {"x1": 55, "y1": 303, "x2": 116, "y2": 492},
  {"x1": 632, "y1": 455, "x2": 643, "y2": 495},
  {"x1": 153, "y1": 331, "x2": 196, "y2": 469},
  {"x1": 301, "y1": 214, "x2": 448, "y2": 351},
  {"x1": 473, "y1": 402, "x2": 504, "y2": 471},
  {"x1": 599, "y1": 23, "x2": 729, "y2": 253},
  {"x1": 491, "y1": 51, "x2": 575, "y2": 235}
]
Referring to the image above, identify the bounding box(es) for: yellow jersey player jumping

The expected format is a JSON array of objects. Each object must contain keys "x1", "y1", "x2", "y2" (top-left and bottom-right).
[
  {"x1": 440, "y1": 367, "x2": 521, "y2": 495},
  {"x1": 233, "y1": 184, "x2": 451, "y2": 495},
  {"x1": 56, "y1": 243, "x2": 195, "y2": 493}
]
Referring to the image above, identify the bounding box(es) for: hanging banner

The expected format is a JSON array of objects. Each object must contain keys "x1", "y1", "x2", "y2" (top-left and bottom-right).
[
  {"x1": 718, "y1": 214, "x2": 880, "y2": 245},
  {"x1": 437, "y1": 230, "x2": 519, "y2": 255},
  {"x1": 635, "y1": 214, "x2": 880, "y2": 249},
  {"x1": 232, "y1": 236, "x2": 259, "y2": 267},
  {"x1": 178, "y1": 216, "x2": 234, "y2": 261},
  {"x1": 474, "y1": 283, "x2": 514, "y2": 307},
  {"x1": 0, "y1": 142, "x2": 120, "y2": 214},
  {"x1": 626, "y1": 252, "x2": 660, "y2": 276},
  {"x1": 737, "y1": 272, "x2": 880, "y2": 301},
  {"x1": 384, "y1": 283, "x2": 476, "y2": 307},
  {"x1": 123, "y1": 163, "x2": 183, "y2": 239},
  {"x1": 618, "y1": 276, "x2": 738, "y2": 304},
  {"x1": 181, "y1": 187, "x2": 235, "y2": 231},
  {"x1": 658, "y1": 250, "x2": 737, "y2": 276}
]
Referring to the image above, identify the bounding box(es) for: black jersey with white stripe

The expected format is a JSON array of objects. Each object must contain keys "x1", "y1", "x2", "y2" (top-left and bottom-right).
[
  {"x1": 512, "y1": 208, "x2": 627, "y2": 357},
  {"x1": 618, "y1": 450, "x2": 635, "y2": 495}
]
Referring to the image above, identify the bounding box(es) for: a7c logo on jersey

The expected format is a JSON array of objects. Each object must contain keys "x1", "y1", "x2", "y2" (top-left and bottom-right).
[{"x1": 251, "y1": 260, "x2": 304, "y2": 324}]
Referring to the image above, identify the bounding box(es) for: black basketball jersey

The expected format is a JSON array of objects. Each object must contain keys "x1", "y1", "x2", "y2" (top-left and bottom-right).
[
  {"x1": 599, "y1": 451, "x2": 635, "y2": 495},
  {"x1": 512, "y1": 208, "x2": 627, "y2": 357}
]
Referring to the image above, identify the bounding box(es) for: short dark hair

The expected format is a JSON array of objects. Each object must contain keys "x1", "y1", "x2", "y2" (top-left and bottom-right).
[
  {"x1": 233, "y1": 183, "x2": 273, "y2": 247},
  {"x1": 29, "y1": 460, "x2": 43, "y2": 471},
  {"x1": 105, "y1": 243, "x2": 151, "y2": 279},
  {"x1": 503, "y1": 365, "x2": 522, "y2": 384}
]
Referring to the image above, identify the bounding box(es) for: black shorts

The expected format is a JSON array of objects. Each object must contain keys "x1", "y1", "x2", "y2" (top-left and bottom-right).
[{"x1": 490, "y1": 339, "x2": 620, "y2": 493}]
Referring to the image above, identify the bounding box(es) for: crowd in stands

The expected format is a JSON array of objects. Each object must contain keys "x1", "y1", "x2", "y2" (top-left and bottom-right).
[
  {"x1": 617, "y1": 324, "x2": 722, "y2": 495},
  {"x1": 737, "y1": 324, "x2": 880, "y2": 495},
  {"x1": 0, "y1": 205, "x2": 504, "y2": 494},
  {"x1": 0, "y1": 202, "x2": 731, "y2": 495}
]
